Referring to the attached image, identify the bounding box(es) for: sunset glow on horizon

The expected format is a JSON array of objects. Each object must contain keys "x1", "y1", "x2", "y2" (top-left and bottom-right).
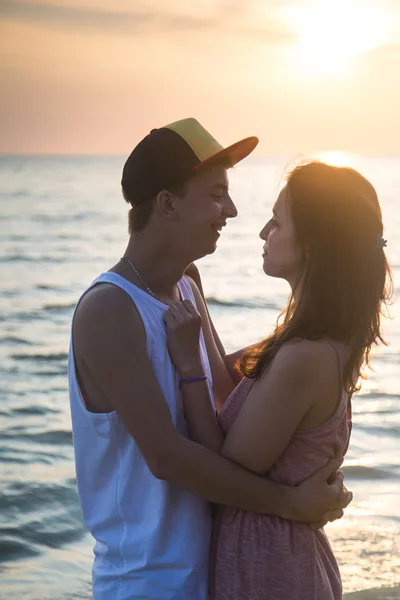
[
  {"x1": 314, "y1": 151, "x2": 356, "y2": 167},
  {"x1": 1, "y1": 0, "x2": 400, "y2": 156}
]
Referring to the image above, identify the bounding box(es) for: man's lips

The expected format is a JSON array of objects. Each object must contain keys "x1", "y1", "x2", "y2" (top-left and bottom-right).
[{"x1": 211, "y1": 223, "x2": 226, "y2": 234}]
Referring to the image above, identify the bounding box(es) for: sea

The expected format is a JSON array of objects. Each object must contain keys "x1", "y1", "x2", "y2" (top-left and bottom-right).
[{"x1": 0, "y1": 154, "x2": 399, "y2": 599}]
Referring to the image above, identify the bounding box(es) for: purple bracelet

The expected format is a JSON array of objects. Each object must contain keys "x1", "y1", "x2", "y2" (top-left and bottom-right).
[{"x1": 179, "y1": 375, "x2": 207, "y2": 389}]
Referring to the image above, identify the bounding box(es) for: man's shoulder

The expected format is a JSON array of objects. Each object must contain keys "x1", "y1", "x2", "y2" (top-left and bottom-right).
[
  {"x1": 73, "y1": 281, "x2": 142, "y2": 338},
  {"x1": 77, "y1": 282, "x2": 134, "y2": 315}
]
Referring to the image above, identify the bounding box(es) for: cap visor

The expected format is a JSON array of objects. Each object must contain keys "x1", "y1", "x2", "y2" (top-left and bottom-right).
[{"x1": 193, "y1": 136, "x2": 258, "y2": 170}]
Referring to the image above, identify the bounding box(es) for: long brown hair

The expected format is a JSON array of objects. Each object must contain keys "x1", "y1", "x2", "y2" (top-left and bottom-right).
[{"x1": 240, "y1": 161, "x2": 393, "y2": 393}]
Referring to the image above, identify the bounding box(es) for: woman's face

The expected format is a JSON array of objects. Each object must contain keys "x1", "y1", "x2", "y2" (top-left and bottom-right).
[{"x1": 260, "y1": 186, "x2": 304, "y2": 288}]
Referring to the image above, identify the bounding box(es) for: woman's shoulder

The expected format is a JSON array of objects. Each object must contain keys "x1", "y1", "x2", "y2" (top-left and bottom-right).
[
  {"x1": 254, "y1": 338, "x2": 344, "y2": 399},
  {"x1": 272, "y1": 337, "x2": 340, "y2": 372},
  {"x1": 255, "y1": 338, "x2": 344, "y2": 426}
]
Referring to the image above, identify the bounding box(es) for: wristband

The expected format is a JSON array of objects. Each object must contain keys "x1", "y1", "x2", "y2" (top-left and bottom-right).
[{"x1": 179, "y1": 375, "x2": 207, "y2": 389}]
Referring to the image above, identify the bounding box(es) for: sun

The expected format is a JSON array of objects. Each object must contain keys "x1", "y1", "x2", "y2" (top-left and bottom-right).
[
  {"x1": 284, "y1": 0, "x2": 391, "y2": 76},
  {"x1": 315, "y1": 151, "x2": 354, "y2": 167}
]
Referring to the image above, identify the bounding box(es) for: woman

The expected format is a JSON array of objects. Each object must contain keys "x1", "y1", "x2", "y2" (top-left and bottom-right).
[{"x1": 163, "y1": 161, "x2": 392, "y2": 599}]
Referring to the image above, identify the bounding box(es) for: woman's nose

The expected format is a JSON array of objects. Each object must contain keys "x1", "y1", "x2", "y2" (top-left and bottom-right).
[{"x1": 259, "y1": 223, "x2": 270, "y2": 240}]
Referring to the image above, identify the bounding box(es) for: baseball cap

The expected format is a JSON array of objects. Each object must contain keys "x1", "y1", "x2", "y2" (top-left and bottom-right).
[{"x1": 121, "y1": 117, "x2": 258, "y2": 206}]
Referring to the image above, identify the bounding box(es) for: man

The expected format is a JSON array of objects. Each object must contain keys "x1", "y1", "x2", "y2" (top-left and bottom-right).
[{"x1": 69, "y1": 118, "x2": 351, "y2": 600}]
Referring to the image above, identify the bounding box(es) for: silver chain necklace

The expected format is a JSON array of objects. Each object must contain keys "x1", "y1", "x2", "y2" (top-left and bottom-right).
[{"x1": 121, "y1": 256, "x2": 157, "y2": 298}]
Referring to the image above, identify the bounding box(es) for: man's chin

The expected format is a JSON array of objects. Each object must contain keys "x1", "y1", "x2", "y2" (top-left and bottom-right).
[
  {"x1": 193, "y1": 242, "x2": 218, "y2": 261},
  {"x1": 205, "y1": 241, "x2": 219, "y2": 256}
]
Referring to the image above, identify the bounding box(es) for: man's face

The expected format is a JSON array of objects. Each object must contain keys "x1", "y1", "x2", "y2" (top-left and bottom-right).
[{"x1": 172, "y1": 165, "x2": 238, "y2": 259}]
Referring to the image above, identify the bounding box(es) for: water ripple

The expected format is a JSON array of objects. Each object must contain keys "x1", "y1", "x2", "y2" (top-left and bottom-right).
[{"x1": 11, "y1": 352, "x2": 68, "y2": 362}]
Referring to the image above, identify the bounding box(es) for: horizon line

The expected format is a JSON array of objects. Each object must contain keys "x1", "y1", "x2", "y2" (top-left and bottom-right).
[{"x1": 1, "y1": 151, "x2": 400, "y2": 160}]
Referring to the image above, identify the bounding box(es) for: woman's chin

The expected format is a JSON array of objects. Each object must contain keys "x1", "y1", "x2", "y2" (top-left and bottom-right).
[
  {"x1": 262, "y1": 261, "x2": 282, "y2": 279},
  {"x1": 262, "y1": 257, "x2": 272, "y2": 275},
  {"x1": 263, "y1": 265, "x2": 276, "y2": 277}
]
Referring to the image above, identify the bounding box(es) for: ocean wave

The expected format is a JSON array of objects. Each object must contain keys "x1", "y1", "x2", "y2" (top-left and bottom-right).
[
  {"x1": 59, "y1": 593, "x2": 92, "y2": 600},
  {"x1": 3, "y1": 234, "x2": 28, "y2": 241},
  {"x1": 0, "y1": 480, "x2": 86, "y2": 561},
  {"x1": 356, "y1": 409, "x2": 399, "y2": 416},
  {"x1": 360, "y1": 392, "x2": 400, "y2": 401},
  {"x1": 2, "y1": 290, "x2": 18, "y2": 297},
  {"x1": 354, "y1": 424, "x2": 400, "y2": 437},
  {"x1": 206, "y1": 296, "x2": 279, "y2": 309},
  {"x1": 0, "y1": 255, "x2": 67, "y2": 263},
  {"x1": 344, "y1": 584, "x2": 400, "y2": 599},
  {"x1": 12, "y1": 405, "x2": 59, "y2": 416},
  {"x1": 42, "y1": 303, "x2": 76, "y2": 313},
  {"x1": 0, "y1": 336, "x2": 33, "y2": 345},
  {"x1": 2, "y1": 429, "x2": 72, "y2": 446},
  {"x1": 0, "y1": 480, "x2": 78, "y2": 514},
  {"x1": 29, "y1": 430, "x2": 72, "y2": 445},
  {"x1": 0, "y1": 537, "x2": 40, "y2": 561},
  {"x1": 341, "y1": 465, "x2": 394, "y2": 480},
  {"x1": 5, "y1": 310, "x2": 46, "y2": 322},
  {"x1": 35, "y1": 284, "x2": 62, "y2": 290},
  {"x1": 31, "y1": 213, "x2": 88, "y2": 222},
  {"x1": 0, "y1": 450, "x2": 54, "y2": 465},
  {"x1": 11, "y1": 352, "x2": 68, "y2": 362},
  {"x1": 33, "y1": 368, "x2": 68, "y2": 377},
  {"x1": 373, "y1": 352, "x2": 400, "y2": 364},
  {"x1": 0, "y1": 521, "x2": 85, "y2": 553},
  {"x1": 7, "y1": 188, "x2": 29, "y2": 197}
]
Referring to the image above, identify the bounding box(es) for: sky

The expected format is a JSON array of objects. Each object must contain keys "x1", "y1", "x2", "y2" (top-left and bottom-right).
[{"x1": 1, "y1": 0, "x2": 400, "y2": 156}]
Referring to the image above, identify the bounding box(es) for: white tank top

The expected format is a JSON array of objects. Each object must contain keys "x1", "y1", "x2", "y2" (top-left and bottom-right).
[{"x1": 68, "y1": 272, "x2": 214, "y2": 600}]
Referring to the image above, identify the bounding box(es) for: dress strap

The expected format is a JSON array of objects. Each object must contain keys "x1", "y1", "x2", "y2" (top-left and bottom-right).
[
  {"x1": 323, "y1": 338, "x2": 344, "y2": 392},
  {"x1": 324, "y1": 338, "x2": 353, "y2": 424}
]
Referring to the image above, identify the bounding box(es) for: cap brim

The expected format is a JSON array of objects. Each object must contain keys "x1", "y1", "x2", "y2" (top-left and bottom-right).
[{"x1": 192, "y1": 136, "x2": 259, "y2": 170}]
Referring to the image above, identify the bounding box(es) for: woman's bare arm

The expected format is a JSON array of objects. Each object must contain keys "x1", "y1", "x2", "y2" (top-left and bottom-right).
[{"x1": 184, "y1": 267, "x2": 258, "y2": 404}]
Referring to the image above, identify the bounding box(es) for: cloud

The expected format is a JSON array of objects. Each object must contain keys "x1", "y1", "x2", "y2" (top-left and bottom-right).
[
  {"x1": 0, "y1": 1, "x2": 194, "y2": 32},
  {"x1": 0, "y1": 0, "x2": 293, "y2": 42}
]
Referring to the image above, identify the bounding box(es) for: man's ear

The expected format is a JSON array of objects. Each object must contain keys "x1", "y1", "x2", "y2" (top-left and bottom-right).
[{"x1": 155, "y1": 190, "x2": 179, "y2": 220}]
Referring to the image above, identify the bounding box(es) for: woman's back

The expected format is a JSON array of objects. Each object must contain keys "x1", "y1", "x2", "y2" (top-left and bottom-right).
[{"x1": 210, "y1": 339, "x2": 352, "y2": 600}]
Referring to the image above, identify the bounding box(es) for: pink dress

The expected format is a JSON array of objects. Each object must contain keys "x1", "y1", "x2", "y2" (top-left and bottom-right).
[{"x1": 209, "y1": 341, "x2": 352, "y2": 600}]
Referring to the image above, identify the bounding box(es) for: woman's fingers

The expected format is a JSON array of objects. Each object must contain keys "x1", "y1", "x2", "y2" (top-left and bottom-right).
[
  {"x1": 164, "y1": 301, "x2": 201, "y2": 331},
  {"x1": 163, "y1": 310, "x2": 175, "y2": 326},
  {"x1": 166, "y1": 303, "x2": 186, "y2": 324},
  {"x1": 182, "y1": 299, "x2": 197, "y2": 315}
]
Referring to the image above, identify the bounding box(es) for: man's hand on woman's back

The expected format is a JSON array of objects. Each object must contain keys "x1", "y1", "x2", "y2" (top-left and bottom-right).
[{"x1": 291, "y1": 456, "x2": 352, "y2": 528}]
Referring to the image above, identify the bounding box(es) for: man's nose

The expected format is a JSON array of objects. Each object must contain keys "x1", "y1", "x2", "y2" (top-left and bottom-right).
[{"x1": 223, "y1": 194, "x2": 238, "y2": 219}]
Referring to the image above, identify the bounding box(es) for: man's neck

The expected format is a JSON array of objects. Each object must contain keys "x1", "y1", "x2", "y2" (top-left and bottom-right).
[{"x1": 116, "y1": 236, "x2": 190, "y2": 303}]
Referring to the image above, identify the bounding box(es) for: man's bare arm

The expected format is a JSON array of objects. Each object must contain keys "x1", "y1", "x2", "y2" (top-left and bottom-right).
[{"x1": 72, "y1": 285, "x2": 351, "y2": 523}]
